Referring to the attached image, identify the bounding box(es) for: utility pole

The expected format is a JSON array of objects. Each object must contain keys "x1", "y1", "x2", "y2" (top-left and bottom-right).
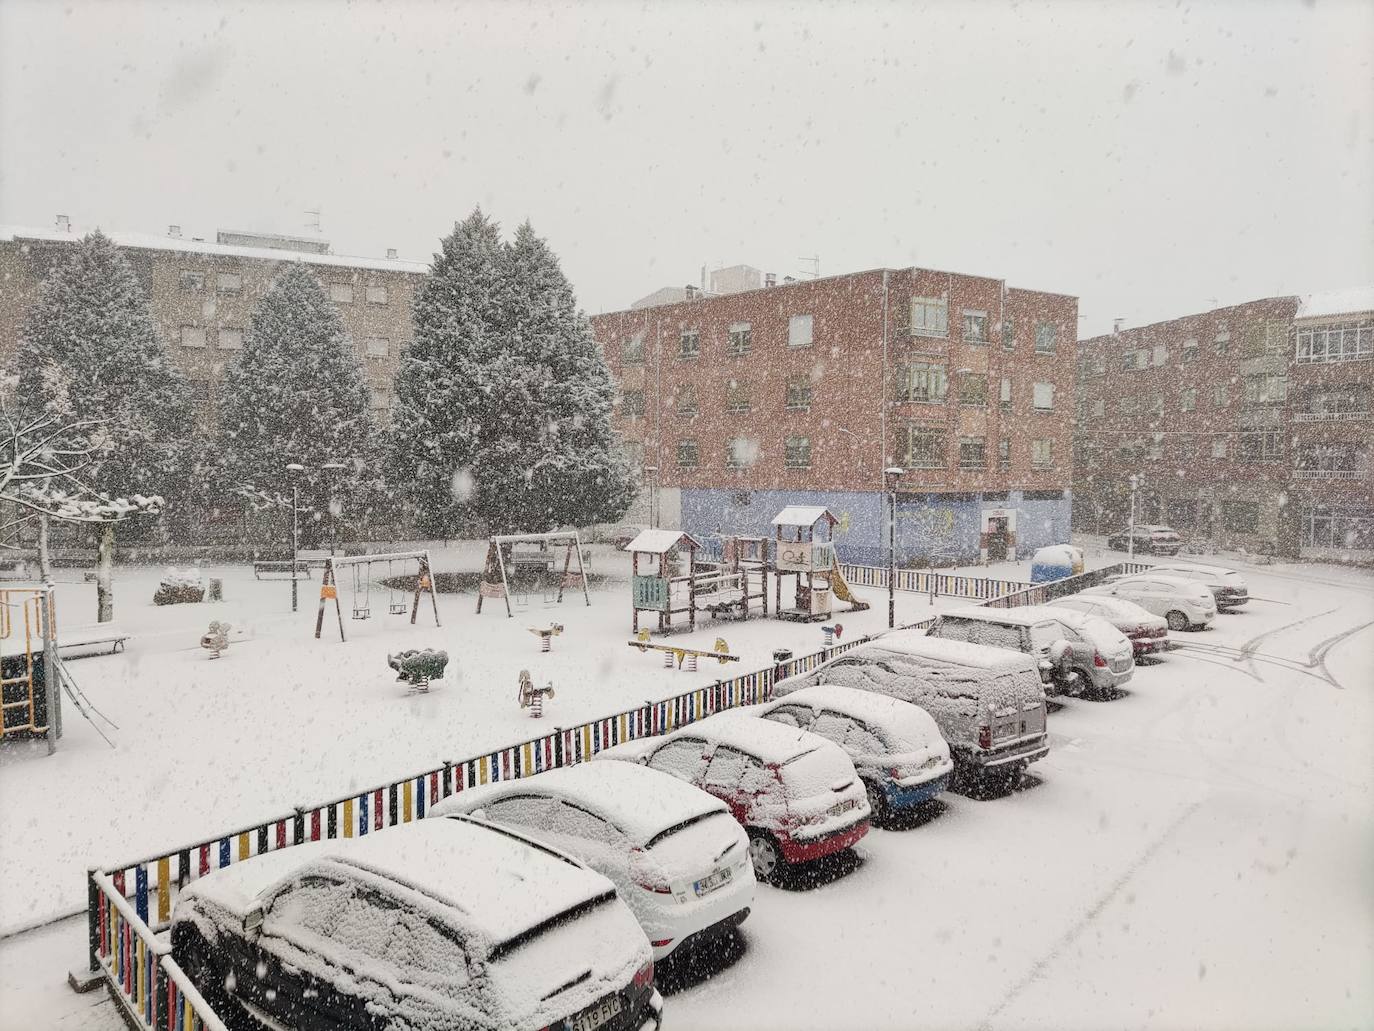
[
  {"x1": 1127, "y1": 473, "x2": 1140, "y2": 561},
  {"x1": 885, "y1": 467, "x2": 903, "y2": 628},
  {"x1": 286, "y1": 463, "x2": 304, "y2": 611}
]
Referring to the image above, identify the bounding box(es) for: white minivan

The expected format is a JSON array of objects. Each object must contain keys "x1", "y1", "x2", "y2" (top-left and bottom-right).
[
  {"x1": 1083, "y1": 573, "x2": 1216, "y2": 631},
  {"x1": 1146, "y1": 562, "x2": 1251, "y2": 611}
]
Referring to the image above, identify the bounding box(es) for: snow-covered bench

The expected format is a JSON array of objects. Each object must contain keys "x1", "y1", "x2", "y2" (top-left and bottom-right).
[
  {"x1": 57, "y1": 627, "x2": 131, "y2": 659},
  {"x1": 253, "y1": 559, "x2": 325, "y2": 580}
]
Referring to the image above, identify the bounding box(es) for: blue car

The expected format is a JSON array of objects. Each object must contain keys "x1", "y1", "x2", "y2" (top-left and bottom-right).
[{"x1": 749, "y1": 685, "x2": 953, "y2": 825}]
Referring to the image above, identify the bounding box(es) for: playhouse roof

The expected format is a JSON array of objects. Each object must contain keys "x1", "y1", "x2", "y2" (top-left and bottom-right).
[
  {"x1": 622, "y1": 528, "x2": 702, "y2": 554},
  {"x1": 771, "y1": 505, "x2": 837, "y2": 528}
]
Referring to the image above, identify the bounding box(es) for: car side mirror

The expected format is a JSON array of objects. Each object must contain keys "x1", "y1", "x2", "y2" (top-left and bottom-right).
[
  {"x1": 1048, "y1": 641, "x2": 1072, "y2": 667},
  {"x1": 243, "y1": 904, "x2": 264, "y2": 935},
  {"x1": 470, "y1": 807, "x2": 488, "y2": 821}
]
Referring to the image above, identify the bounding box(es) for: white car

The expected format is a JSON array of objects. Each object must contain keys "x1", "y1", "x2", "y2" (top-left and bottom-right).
[
  {"x1": 1048, "y1": 594, "x2": 1169, "y2": 658},
  {"x1": 748, "y1": 685, "x2": 953, "y2": 824},
  {"x1": 171, "y1": 816, "x2": 663, "y2": 1031},
  {"x1": 1145, "y1": 562, "x2": 1251, "y2": 610},
  {"x1": 1083, "y1": 573, "x2": 1216, "y2": 631},
  {"x1": 431, "y1": 761, "x2": 754, "y2": 962}
]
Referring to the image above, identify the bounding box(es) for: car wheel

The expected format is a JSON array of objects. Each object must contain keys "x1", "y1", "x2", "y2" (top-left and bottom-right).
[
  {"x1": 176, "y1": 930, "x2": 252, "y2": 1031},
  {"x1": 863, "y1": 780, "x2": 888, "y2": 828},
  {"x1": 1166, "y1": 609, "x2": 1189, "y2": 632},
  {"x1": 747, "y1": 830, "x2": 783, "y2": 883}
]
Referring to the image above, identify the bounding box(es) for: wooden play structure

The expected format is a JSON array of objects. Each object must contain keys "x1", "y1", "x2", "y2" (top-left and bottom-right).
[
  {"x1": 627, "y1": 630, "x2": 740, "y2": 671},
  {"x1": 477, "y1": 531, "x2": 590, "y2": 617},
  {"x1": 626, "y1": 529, "x2": 704, "y2": 633},
  {"x1": 771, "y1": 506, "x2": 868, "y2": 621},
  {"x1": 698, "y1": 534, "x2": 771, "y2": 620},
  {"x1": 315, "y1": 551, "x2": 441, "y2": 642}
]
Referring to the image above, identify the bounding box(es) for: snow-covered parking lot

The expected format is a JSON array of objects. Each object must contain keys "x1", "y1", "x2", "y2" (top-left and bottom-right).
[{"x1": 1, "y1": 548, "x2": 1371, "y2": 1030}]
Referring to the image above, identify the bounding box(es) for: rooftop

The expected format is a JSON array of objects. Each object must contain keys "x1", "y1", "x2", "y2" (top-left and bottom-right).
[{"x1": 1296, "y1": 287, "x2": 1374, "y2": 320}]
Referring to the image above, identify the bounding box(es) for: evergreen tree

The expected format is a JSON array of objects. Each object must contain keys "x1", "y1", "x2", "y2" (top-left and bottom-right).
[{"x1": 216, "y1": 263, "x2": 376, "y2": 541}]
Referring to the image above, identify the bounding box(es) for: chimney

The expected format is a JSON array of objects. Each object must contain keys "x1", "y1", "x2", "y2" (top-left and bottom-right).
[
  {"x1": 55, "y1": 214, "x2": 70, "y2": 232},
  {"x1": 765, "y1": 272, "x2": 776, "y2": 288},
  {"x1": 685, "y1": 284, "x2": 698, "y2": 300},
  {"x1": 701, "y1": 265, "x2": 706, "y2": 291},
  {"x1": 386, "y1": 247, "x2": 398, "y2": 260},
  {"x1": 1113, "y1": 318, "x2": 1124, "y2": 334},
  {"x1": 783, "y1": 275, "x2": 797, "y2": 285},
  {"x1": 168, "y1": 224, "x2": 182, "y2": 238}
]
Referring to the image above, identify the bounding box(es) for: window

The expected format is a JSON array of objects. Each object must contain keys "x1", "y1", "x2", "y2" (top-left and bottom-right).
[
  {"x1": 784, "y1": 435, "x2": 811, "y2": 469},
  {"x1": 1244, "y1": 373, "x2": 1288, "y2": 404},
  {"x1": 998, "y1": 439, "x2": 1011, "y2": 469},
  {"x1": 785, "y1": 375, "x2": 813, "y2": 411},
  {"x1": 911, "y1": 297, "x2": 948, "y2": 337},
  {"x1": 1031, "y1": 438, "x2": 1053, "y2": 468},
  {"x1": 1152, "y1": 343, "x2": 1168, "y2": 366},
  {"x1": 726, "y1": 381, "x2": 751, "y2": 414},
  {"x1": 675, "y1": 385, "x2": 698, "y2": 417},
  {"x1": 217, "y1": 327, "x2": 243, "y2": 350},
  {"x1": 1181, "y1": 388, "x2": 1196, "y2": 412},
  {"x1": 958, "y1": 374, "x2": 988, "y2": 407},
  {"x1": 999, "y1": 377, "x2": 1012, "y2": 409},
  {"x1": 549, "y1": 802, "x2": 623, "y2": 846},
  {"x1": 1002, "y1": 317, "x2": 1016, "y2": 350},
  {"x1": 370, "y1": 386, "x2": 392, "y2": 412},
  {"x1": 1223, "y1": 502, "x2": 1260, "y2": 534},
  {"x1": 896, "y1": 362, "x2": 947, "y2": 404},
  {"x1": 958, "y1": 437, "x2": 986, "y2": 470},
  {"x1": 1213, "y1": 383, "x2": 1230, "y2": 406},
  {"x1": 1301, "y1": 506, "x2": 1374, "y2": 549},
  {"x1": 217, "y1": 272, "x2": 242, "y2": 295},
  {"x1": 725, "y1": 437, "x2": 752, "y2": 469},
  {"x1": 1244, "y1": 321, "x2": 1288, "y2": 357},
  {"x1": 329, "y1": 282, "x2": 354, "y2": 303},
  {"x1": 676, "y1": 440, "x2": 700, "y2": 468},
  {"x1": 1147, "y1": 441, "x2": 1163, "y2": 461},
  {"x1": 1091, "y1": 397, "x2": 1104, "y2": 418},
  {"x1": 1182, "y1": 338, "x2": 1198, "y2": 362},
  {"x1": 1214, "y1": 326, "x2": 1231, "y2": 355},
  {"x1": 620, "y1": 389, "x2": 645, "y2": 417},
  {"x1": 1034, "y1": 322, "x2": 1057, "y2": 354},
  {"x1": 180, "y1": 326, "x2": 207, "y2": 348},
  {"x1": 1295, "y1": 443, "x2": 1364, "y2": 476},
  {"x1": 905, "y1": 429, "x2": 945, "y2": 469},
  {"x1": 787, "y1": 314, "x2": 813, "y2": 348},
  {"x1": 1239, "y1": 430, "x2": 1283, "y2": 463},
  {"x1": 365, "y1": 336, "x2": 390, "y2": 358},
  {"x1": 962, "y1": 310, "x2": 988, "y2": 343},
  {"x1": 728, "y1": 322, "x2": 752, "y2": 356},
  {"x1": 365, "y1": 284, "x2": 389, "y2": 305},
  {"x1": 703, "y1": 747, "x2": 749, "y2": 789},
  {"x1": 679, "y1": 329, "x2": 700, "y2": 359},
  {"x1": 1123, "y1": 349, "x2": 1149, "y2": 370},
  {"x1": 621, "y1": 333, "x2": 645, "y2": 365},
  {"x1": 1032, "y1": 382, "x2": 1055, "y2": 410},
  {"x1": 179, "y1": 270, "x2": 204, "y2": 291},
  {"x1": 1295, "y1": 322, "x2": 1374, "y2": 364},
  {"x1": 1150, "y1": 393, "x2": 1165, "y2": 416},
  {"x1": 1211, "y1": 437, "x2": 1228, "y2": 459},
  {"x1": 647, "y1": 738, "x2": 706, "y2": 779},
  {"x1": 1022, "y1": 489, "x2": 1064, "y2": 501}
]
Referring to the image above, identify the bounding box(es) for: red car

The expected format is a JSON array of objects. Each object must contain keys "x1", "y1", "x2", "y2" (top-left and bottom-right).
[
  {"x1": 596, "y1": 712, "x2": 870, "y2": 883},
  {"x1": 1048, "y1": 595, "x2": 1170, "y2": 657}
]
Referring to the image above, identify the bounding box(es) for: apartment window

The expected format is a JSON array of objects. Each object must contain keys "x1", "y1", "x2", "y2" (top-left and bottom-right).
[
  {"x1": 1245, "y1": 321, "x2": 1288, "y2": 357},
  {"x1": 1223, "y1": 502, "x2": 1260, "y2": 534},
  {"x1": 1296, "y1": 443, "x2": 1363, "y2": 475},
  {"x1": 620, "y1": 389, "x2": 645, "y2": 418},
  {"x1": 785, "y1": 375, "x2": 813, "y2": 411},
  {"x1": 1211, "y1": 437, "x2": 1228, "y2": 459},
  {"x1": 1152, "y1": 343, "x2": 1169, "y2": 367},
  {"x1": 1147, "y1": 441, "x2": 1164, "y2": 461},
  {"x1": 787, "y1": 314, "x2": 813, "y2": 349},
  {"x1": 958, "y1": 437, "x2": 987, "y2": 470},
  {"x1": 896, "y1": 362, "x2": 947, "y2": 404},
  {"x1": 1213, "y1": 383, "x2": 1230, "y2": 406},
  {"x1": 728, "y1": 322, "x2": 752, "y2": 356},
  {"x1": 1091, "y1": 397, "x2": 1105, "y2": 418},
  {"x1": 726, "y1": 381, "x2": 751, "y2": 414},
  {"x1": 217, "y1": 272, "x2": 242, "y2": 295},
  {"x1": 1032, "y1": 381, "x2": 1056, "y2": 410},
  {"x1": 676, "y1": 440, "x2": 700, "y2": 468},
  {"x1": 1122, "y1": 349, "x2": 1149, "y2": 371},
  {"x1": 329, "y1": 282, "x2": 354, "y2": 304},
  {"x1": 1002, "y1": 317, "x2": 1016, "y2": 351},
  {"x1": 1302, "y1": 506, "x2": 1374, "y2": 549},
  {"x1": 1296, "y1": 322, "x2": 1374, "y2": 364},
  {"x1": 188, "y1": 378, "x2": 210, "y2": 403},
  {"x1": 365, "y1": 336, "x2": 391, "y2": 358},
  {"x1": 621, "y1": 332, "x2": 645, "y2": 365},
  {"x1": 180, "y1": 325, "x2": 207, "y2": 348},
  {"x1": 962, "y1": 310, "x2": 988, "y2": 343},
  {"x1": 905, "y1": 429, "x2": 946, "y2": 469},
  {"x1": 997, "y1": 438, "x2": 1011, "y2": 469},
  {"x1": 1244, "y1": 373, "x2": 1288, "y2": 404},
  {"x1": 679, "y1": 329, "x2": 700, "y2": 359},
  {"x1": 725, "y1": 437, "x2": 750, "y2": 469},
  {"x1": 784, "y1": 435, "x2": 812, "y2": 469},
  {"x1": 366, "y1": 284, "x2": 389, "y2": 305},
  {"x1": 911, "y1": 297, "x2": 948, "y2": 338},
  {"x1": 1150, "y1": 393, "x2": 1165, "y2": 417},
  {"x1": 1182, "y1": 338, "x2": 1198, "y2": 363},
  {"x1": 1034, "y1": 322, "x2": 1057, "y2": 354},
  {"x1": 370, "y1": 386, "x2": 392, "y2": 412},
  {"x1": 1240, "y1": 430, "x2": 1284, "y2": 463},
  {"x1": 180, "y1": 270, "x2": 204, "y2": 292},
  {"x1": 217, "y1": 327, "x2": 243, "y2": 351},
  {"x1": 958, "y1": 374, "x2": 988, "y2": 407},
  {"x1": 1031, "y1": 438, "x2": 1054, "y2": 468},
  {"x1": 999, "y1": 377, "x2": 1012, "y2": 409},
  {"x1": 1181, "y1": 388, "x2": 1197, "y2": 412},
  {"x1": 676, "y1": 385, "x2": 698, "y2": 417},
  {"x1": 1214, "y1": 326, "x2": 1231, "y2": 355}
]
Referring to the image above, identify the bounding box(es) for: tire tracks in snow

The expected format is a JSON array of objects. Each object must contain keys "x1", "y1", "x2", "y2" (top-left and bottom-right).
[{"x1": 1173, "y1": 617, "x2": 1372, "y2": 690}]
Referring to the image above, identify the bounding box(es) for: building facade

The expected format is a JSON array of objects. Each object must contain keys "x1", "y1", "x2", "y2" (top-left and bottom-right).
[
  {"x1": 591, "y1": 267, "x2": 1078, "y2": 566},
  {"x1": 1074, "y1": 291, "x2": 1373, "y2": 561}
]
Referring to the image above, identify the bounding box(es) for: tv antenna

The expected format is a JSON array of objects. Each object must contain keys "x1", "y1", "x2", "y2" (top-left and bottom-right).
[
  {"x1": 305, "y1": 207, "x2": 322, "y2": 234},
  {"x1": 797, "y1": 255, "x2": 820, "y2": 279}
]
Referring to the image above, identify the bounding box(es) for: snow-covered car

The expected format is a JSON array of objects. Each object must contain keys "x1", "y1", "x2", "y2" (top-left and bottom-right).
[
  {"x1": 1029, "y1": 544, "x2": 1083, "y2": 584},
  {"x1": 927, "y1": 605, "x2": 1135, "y2": 700},
  {"x1": 1083, "y1": 573, "x2": 1216, "y2": 631},
  {"x1": 594, "y1": 711, "x2": 870, "y2": 884},
  {"x1": 430, "y1": 761, "x2": 754, "y2": 962},
  {"x1": 170, "y1": 816, "x2": 663, "y2": 1031},
  {"x1": 774, "y1": 633, "x2": 1048, "y2": 792},
  {"x1": 748, "y1": 684, "x2": 953, "y2": 824},
  {"x1": 1048, "y1": 594, "x2": 1170, "y2": 657},
  {"x1": 1145, "y1": 562, "x2": 1250, "y2": 610},
  {"x1": 1107, "y1": 524, "x2": 1183, "y2": 555}
]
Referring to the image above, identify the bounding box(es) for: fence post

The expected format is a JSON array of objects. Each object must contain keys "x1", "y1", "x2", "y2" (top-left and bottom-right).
[
  {"x1": 553, "y1": 729, "x2": 564, "y2": 768},
  {"x1": 154, "y1": 960, "x2": 169, "y2": 1031},
  {"x1": 292, "y1": 807, "x2": 305, "y2": 845},
  {"x1": 442, "y1": 761, "x2": 453, "y2": 797},
  {"x1": 86, "y1": 869, "x2": 99, "y2": 973}
]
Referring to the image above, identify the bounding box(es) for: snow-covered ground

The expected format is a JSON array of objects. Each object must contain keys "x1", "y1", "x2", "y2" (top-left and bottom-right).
[{"x1": 1, "y1": 545, "x2": 1371, "y2": 1029}]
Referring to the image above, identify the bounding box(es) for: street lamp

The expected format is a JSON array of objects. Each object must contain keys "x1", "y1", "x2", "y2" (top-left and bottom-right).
[
  {"x1": 285, "y1": 463, "x2": 304, "y2": 612},
  {"x1": 884, "y1": 466, "x2": 904, "y2": 628},
  {"x1": 643, "y1": 465, "x2": 659, "y2": 529},
  {"x1": 320, "y1": 461, "x2": 346, "y2": 556}
]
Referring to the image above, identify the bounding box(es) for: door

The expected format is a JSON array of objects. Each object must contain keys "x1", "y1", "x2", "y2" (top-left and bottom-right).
[
  {"x1": 986, "y1": 517, "x2": 1011, "y2": 561},
  {"x1": 701, "y1": 746, "x2": 751, "y2": 824}
]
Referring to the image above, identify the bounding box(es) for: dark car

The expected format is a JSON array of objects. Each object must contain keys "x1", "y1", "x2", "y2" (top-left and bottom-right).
[{"x1": 1106, "y1": 524, "x2": 1182, "y2": 556}]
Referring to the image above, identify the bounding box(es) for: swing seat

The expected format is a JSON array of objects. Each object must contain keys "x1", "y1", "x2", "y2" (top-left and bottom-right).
[
  {"x1": 389, "y1": 602, "x2": 407, "y2": 615},
  {"x1": 352, "y1": 607, "x2": 372, "y2": 620}
]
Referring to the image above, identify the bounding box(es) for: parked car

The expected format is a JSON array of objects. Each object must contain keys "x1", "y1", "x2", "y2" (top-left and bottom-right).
[
  {"x1": 1082, "y1": 573, "x2": 1216, "y2": 631},
  {"x1": 613, "y1": 524, "x2": 650, "y2": 550},
  {"x1": 430, "y1": 761, "x2": 753, "y2": 962},
  {"x1": 1029, "y1": 544, "x2": 1084, "y2": 584},
  {"x1": 927, "y1": 605, "x2": 1135, "y2": 700},
  {"x1": 748, "y1": 684, "x2": 953, "y2": 824},
  {"x1": 594, "y1": 711, "x2": 870, "y2": 883},
  {"x1": 1107, "y1": 524, "x2": 1183, "y2": 556},
  {"x1": 1145, "y1": 562, "x2": 1250, "y2": 610},
  {"x1": 774, "y1": 633, "x2": 1048, "y2": 792},
  {"x1": 1048, "y1": 594, "x2": 1170, "y2": 657},
  {"x1": 171, "y1": 816, "x2": 663, "y2": 1031}
]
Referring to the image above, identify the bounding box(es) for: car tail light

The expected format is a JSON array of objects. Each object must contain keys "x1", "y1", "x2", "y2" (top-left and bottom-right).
[
  {"x1": 978, "y1": 725, "x2": 992, "y2": 748},
  {"x1": 1093, "y1": 651, "x2": 1108, "y2": 668},
  {"x1": 629, "y1": 850, "x2": 672, "y2": 894},
  {"x1": 633, "y1": 959, "x2": 655, "y2": 988}
]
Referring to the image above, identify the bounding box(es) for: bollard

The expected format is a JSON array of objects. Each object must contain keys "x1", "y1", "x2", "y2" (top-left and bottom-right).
[{"x1": 208, "y1": 577, "x2": 223, "y2": 602}]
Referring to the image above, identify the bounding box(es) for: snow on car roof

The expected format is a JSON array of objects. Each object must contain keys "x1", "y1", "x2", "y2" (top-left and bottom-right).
[
  {"x1": 939, "y1": 604, "x2": 1092, "y2": 628},
  {"x1": 856, "y1": 631, "x2": 1039, "y2": 671},
  {"x1": 1104, "y1": 572, "x2": 1210, "y2": 590},
  {"x1": 1051, "y1": 594, "x2": 1161, "y2": 623},
  {"x1": 678, "y1": 710, "x2": 823, "y2": 764},
  {"x1": 764, "y1": 685, "x2": 941, "y2": 745},
  {"x1": 1147, "y1": 562, "x2": 1246, "y2": 581},
  {"x1": 429, "y1": 761, "x2": 726, "y2": 844},
  {"x1": 622, "y1": 528, "x2": 701, "y2": 554},
  {"x1": 770, "y1": 505, "x2": 837, "y2": 528}
]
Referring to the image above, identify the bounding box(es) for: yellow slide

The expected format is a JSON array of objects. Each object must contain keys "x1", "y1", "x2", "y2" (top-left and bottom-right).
[{"x1": 830, "y1": 565, "x2": 870, "y2": 611}]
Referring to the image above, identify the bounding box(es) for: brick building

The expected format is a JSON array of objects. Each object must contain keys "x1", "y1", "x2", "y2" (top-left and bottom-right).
[
  {"x1": 1073, "y1": 290, "x2": 1373, "y2": 561},
  {"x1": 590, "y1": 267, "x2": 1078, "y2": 566}
]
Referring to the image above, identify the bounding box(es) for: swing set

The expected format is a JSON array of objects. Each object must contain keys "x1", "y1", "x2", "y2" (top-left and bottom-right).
[
  {"x1": 476, "y1": 531, "x2": 590, "y2": 618},
  {"x1": 314, "y1": 551, "x2": 442, "y2": 642}
]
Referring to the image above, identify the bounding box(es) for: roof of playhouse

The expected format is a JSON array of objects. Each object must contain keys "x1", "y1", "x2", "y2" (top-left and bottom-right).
[
  {"x1": 771, "y1": 505, "x2": 837, "y2": 528},
  {"x1": 622, "y1": 528, "x2": 702, "y2": 554}
]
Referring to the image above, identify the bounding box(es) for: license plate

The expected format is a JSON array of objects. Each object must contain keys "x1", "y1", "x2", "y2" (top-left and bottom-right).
[
  {"x1": 694, "y1": 867, "x2": 732, "y2": 896},
  {"x1": 830, "y1": 798, "x2": 858, "y2": 816},
  {"x1": 571, "y1": 995, "x2": 623, "y2": 1031},
  {"x1": 994, "y1": 723, "x2": 1017, "y2": 740}
]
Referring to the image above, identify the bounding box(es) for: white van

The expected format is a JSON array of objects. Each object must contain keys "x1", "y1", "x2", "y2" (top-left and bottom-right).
[{"x1": 773, "y1": 633, "x2": 1048, "y2": 793}]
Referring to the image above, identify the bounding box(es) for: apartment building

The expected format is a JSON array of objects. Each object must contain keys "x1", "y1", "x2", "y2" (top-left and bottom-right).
[
  {"x1": 1074, "y1": 290, "x2": 1373, "y2": 561},
  {"x1": 0, "y1": 218, "x2": 427, "y2": 428},
  {"x1": 591, "y1": 267, "x2": 1078, "y2": 566}
]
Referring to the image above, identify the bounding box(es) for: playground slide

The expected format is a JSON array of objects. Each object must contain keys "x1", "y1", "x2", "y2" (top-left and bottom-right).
[{"x1": 830, "y1": 565, "x2": 870, "y2": 611}]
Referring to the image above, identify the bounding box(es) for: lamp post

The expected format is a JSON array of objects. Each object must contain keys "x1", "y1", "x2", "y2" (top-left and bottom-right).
[
  {"x1": 1127, "y1": 473, "x2": 1140, "y2": 561},
  {"x1": 285, "y1": 463, "x2": 304, "y2": 612},
  {"x1": 643, "y1": 465, "x2": 659, "y2": 529},
  {"x1": 321, "y1": 461, "x2": 346, "y2": 557},
  {"x1": 884, "y1": 466, "x2": 903, "y2": 628}
]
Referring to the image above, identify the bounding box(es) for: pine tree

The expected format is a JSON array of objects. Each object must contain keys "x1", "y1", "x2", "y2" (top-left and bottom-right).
[
  {"x1": 216, "y1": 263, "x2": 376, "y2": 542},
  {"x1": 17, "y1": 230, "x2": 194, "y2": 619}
]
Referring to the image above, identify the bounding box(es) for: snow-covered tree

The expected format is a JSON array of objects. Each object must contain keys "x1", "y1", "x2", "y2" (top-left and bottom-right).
[
  {"x1": 15, "y1": 230, "x2": 194, "y2": 620},
  {"x1": 216, "y1": 263, "x2": 377, "y2": 544}
]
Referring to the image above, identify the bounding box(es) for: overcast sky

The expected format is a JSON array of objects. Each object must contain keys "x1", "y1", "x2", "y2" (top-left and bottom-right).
[{"x1": 1, "y1": 0, "x2": 1370, "y2": 335}]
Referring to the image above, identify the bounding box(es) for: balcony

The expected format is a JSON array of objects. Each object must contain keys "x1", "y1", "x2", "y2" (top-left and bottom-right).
[
  {"x1": 1292, "y1": 469, "x2": 1361, "y2": 480},
  {"x1": 1290, "y1": 410, "x2": 1370, "y2": 423}
]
